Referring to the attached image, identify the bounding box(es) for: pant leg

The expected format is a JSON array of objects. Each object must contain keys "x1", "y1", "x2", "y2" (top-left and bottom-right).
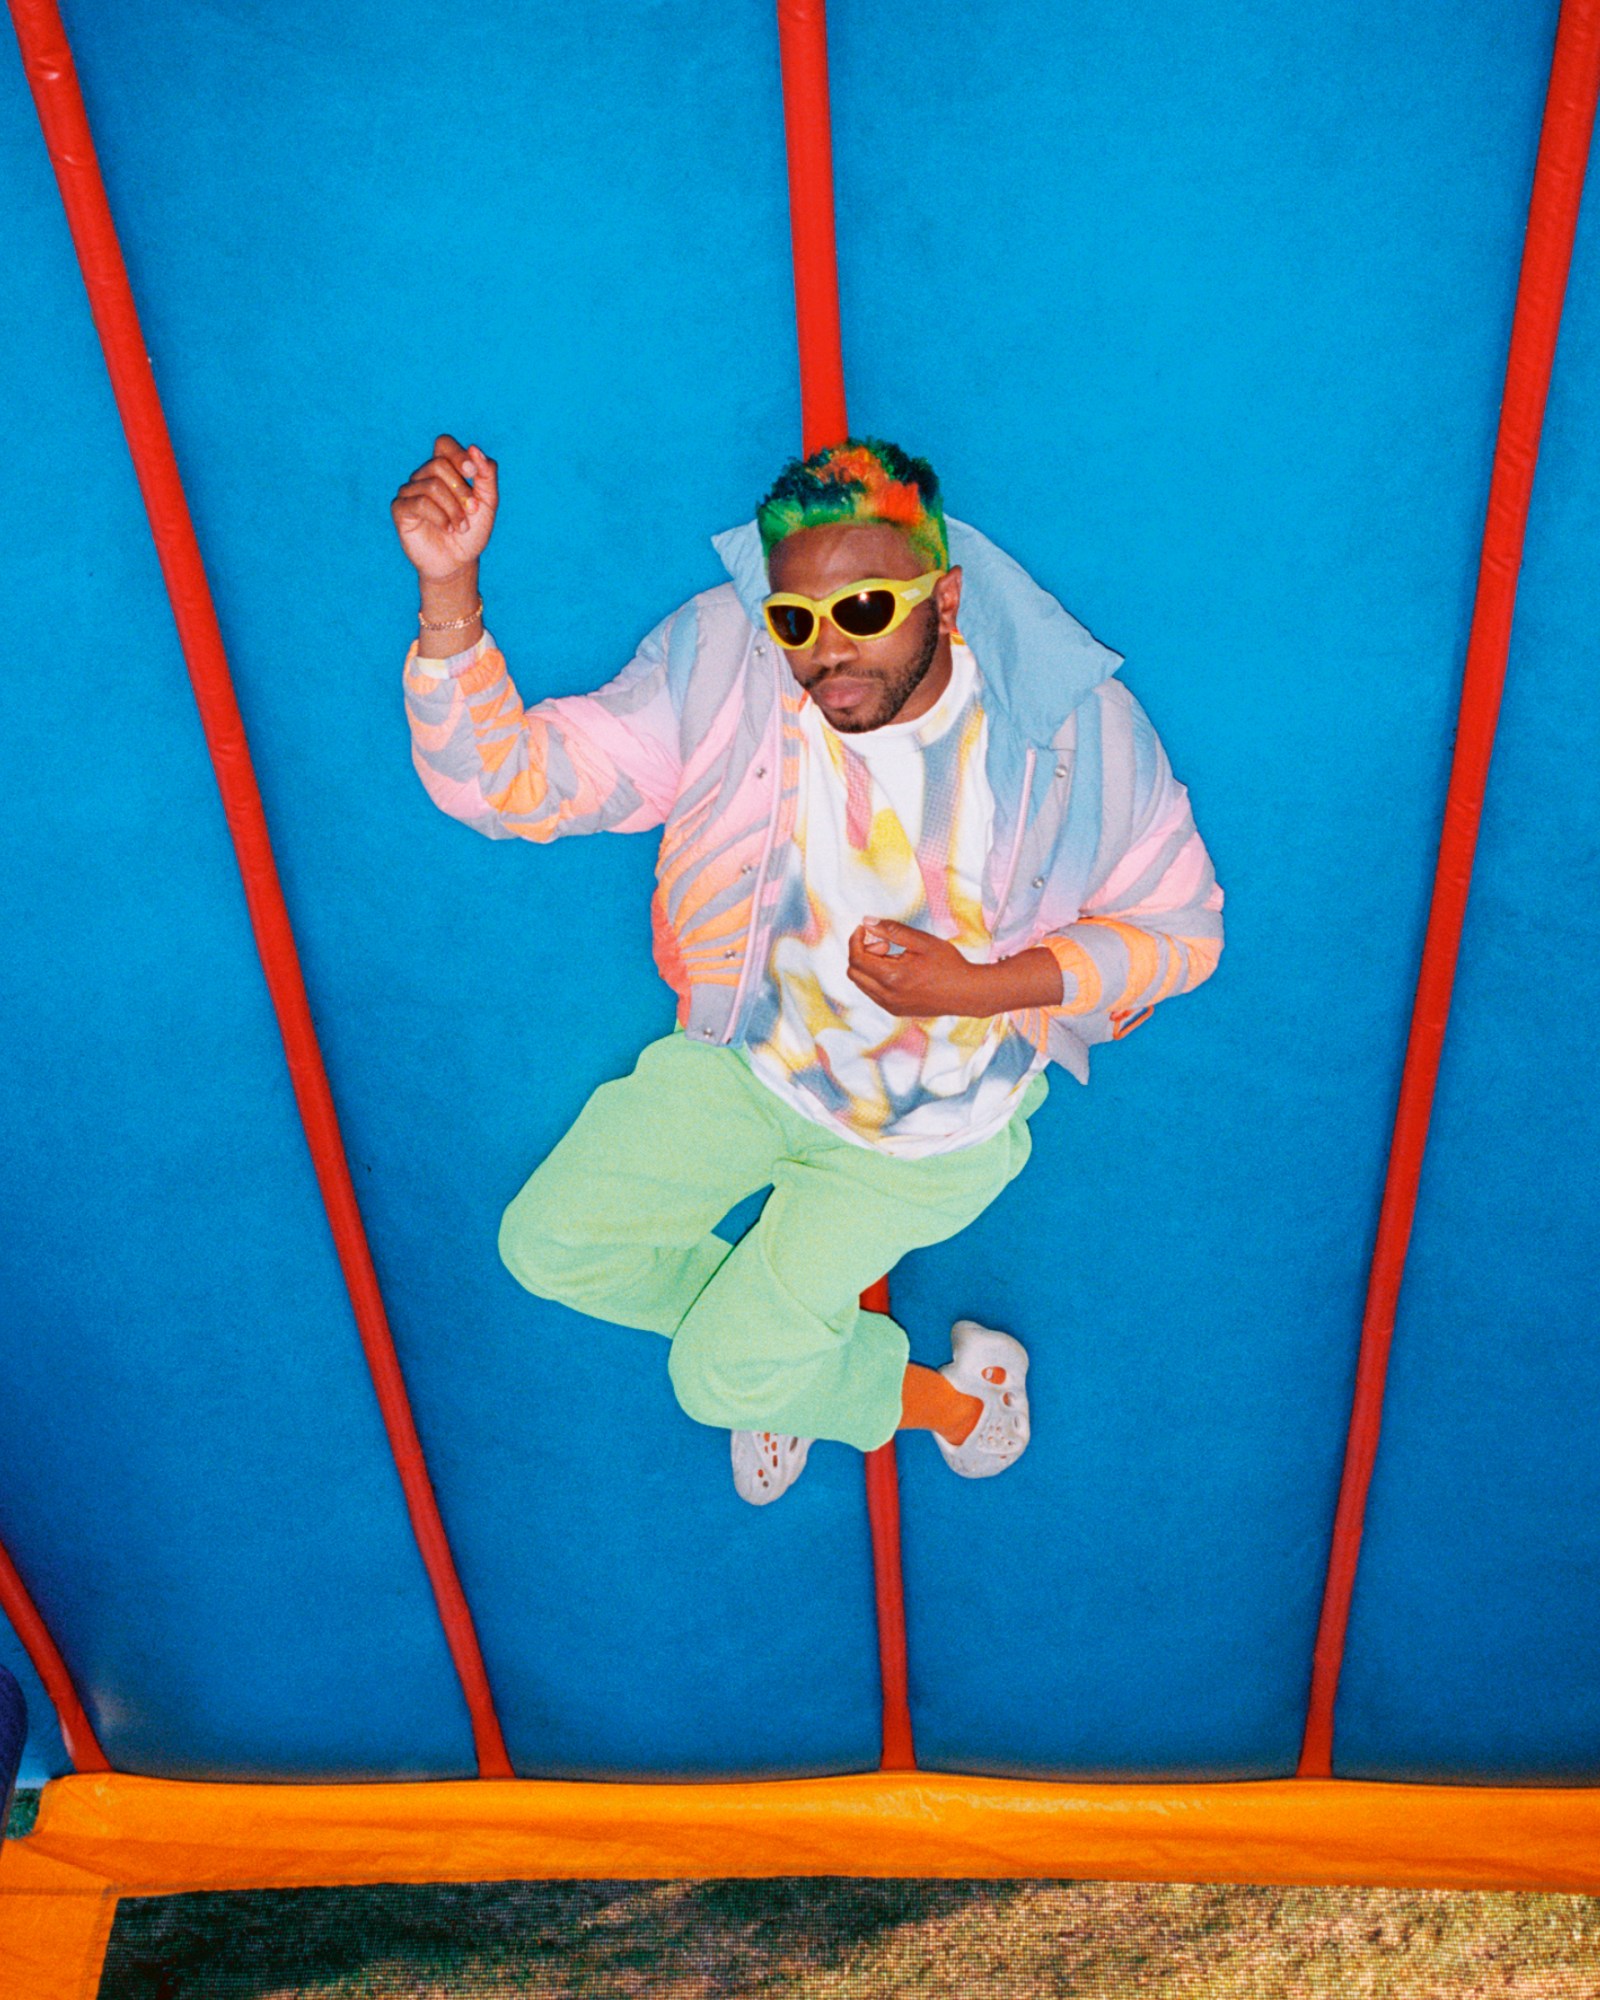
[
  {"x1": 498, "y1": 1032, "x2": 786, "y2": 1334},
  {"x1": 667, "y1": 1074, "x2": 1046, "y2": 1451}
]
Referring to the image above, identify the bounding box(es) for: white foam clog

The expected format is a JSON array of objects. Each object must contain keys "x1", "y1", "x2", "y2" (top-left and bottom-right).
[
  {"x1": 932, "y1": 1319, "x2": 1030, "y2": 1478},
  {"x1": 731, "y1": 1429, "x2": 814, "y2": 1505}
]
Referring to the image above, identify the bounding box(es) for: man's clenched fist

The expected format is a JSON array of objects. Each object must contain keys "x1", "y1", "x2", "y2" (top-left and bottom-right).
[{"x1": 392, "y1": 435, "x2": 498, "y2": 580}]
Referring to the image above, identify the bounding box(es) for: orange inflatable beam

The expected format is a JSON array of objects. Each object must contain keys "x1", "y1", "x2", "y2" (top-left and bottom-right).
[
  {"x1": 16, "y1": 1769, "x2": 1600, "y2": 1891},
  {"x1": 1300, "y1": 0, "x2": 1600, "y2": 1776},
  {"x1": 9, "y1": 1769, "x2": 1600, "y2": 1999},
  {"x1": 7, "y1": 0, "x2": 512, "y2": 1781}
]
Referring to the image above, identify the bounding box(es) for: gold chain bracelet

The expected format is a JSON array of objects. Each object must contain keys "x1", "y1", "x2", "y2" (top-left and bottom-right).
[{"x1": 418, "y1": 597, "x2": 484, "y2": 633}]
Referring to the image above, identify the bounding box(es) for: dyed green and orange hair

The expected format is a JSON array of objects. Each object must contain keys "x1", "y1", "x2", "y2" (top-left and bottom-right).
[{"x1": 757, "y1": 437, "x2": 949, "y2": 572}]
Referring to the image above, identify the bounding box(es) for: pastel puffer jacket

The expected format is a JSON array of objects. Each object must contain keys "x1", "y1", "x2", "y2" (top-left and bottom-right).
[{"x1": 405, "y1": 517, "x2": 1223, "y2": 1082}]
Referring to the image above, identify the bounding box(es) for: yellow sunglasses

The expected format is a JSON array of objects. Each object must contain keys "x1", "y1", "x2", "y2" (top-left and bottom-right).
[{"x1": 762, "y1": 571, "x2": 944, "y2": 651}]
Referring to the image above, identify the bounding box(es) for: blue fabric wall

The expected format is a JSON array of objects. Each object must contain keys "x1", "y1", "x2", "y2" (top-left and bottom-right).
[
  {"x1": 1335, "y1": 95, "x2": 1600, "y2": 1782},
  {"x1": 865, "y1": 0, "x2": 1577, "y2": 1780},
  {"x1": 1, "y1": 0, "x2": 1593, "y2": 1784}
]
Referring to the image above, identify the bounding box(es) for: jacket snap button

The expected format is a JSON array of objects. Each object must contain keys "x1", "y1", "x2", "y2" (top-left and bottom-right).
[
  {"x1": 754, "y1": 766, "x2": 766, "y2": 779},
  {"x1": 1056, "y1": 765, "x2": 1068, "y2": 779},
  {"x1": 1032, "y1": 876, "x2": 1045, "y2": 889}
]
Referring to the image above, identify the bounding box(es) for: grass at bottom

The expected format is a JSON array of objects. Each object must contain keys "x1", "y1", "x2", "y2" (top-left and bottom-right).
[{"x1": 97, "y1": 1876, "x2": 1600, "y2": 1999}]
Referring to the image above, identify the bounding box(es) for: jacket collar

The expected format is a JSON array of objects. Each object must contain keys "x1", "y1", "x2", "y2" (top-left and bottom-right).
[{"x1": 712, "y1": 515, "x2": 1122, "y2": 745}]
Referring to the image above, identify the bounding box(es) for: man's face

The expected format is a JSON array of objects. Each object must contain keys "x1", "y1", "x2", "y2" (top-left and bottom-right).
[{"x1": 765, "y1": 523, "x2": 963, "y2": 733}]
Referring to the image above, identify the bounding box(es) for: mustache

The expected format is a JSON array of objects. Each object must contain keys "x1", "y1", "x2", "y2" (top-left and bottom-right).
[{"x1": 805, "y1": 667, "x2": 876, "y2": 690}]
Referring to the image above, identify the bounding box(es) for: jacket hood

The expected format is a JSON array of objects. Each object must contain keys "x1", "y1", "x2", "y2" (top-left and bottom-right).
[{"x1": 711, "y1": 514, "x2": 1123, "y2": 743}]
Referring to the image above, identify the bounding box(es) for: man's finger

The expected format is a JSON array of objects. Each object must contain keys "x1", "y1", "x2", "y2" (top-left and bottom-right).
[
  {"x1": 403, "y1": 463, "x2": 470, "y2": 513},
  {"x1": 851, "y1": 979, "x2": 915, "y2": 1017},
  {"x1": 394, "y1": 492, "x2": 452, "y2": 534},
  {"x1": 855, "y1": 924, "x2": 901, "y2": 958},
  {"x1": 397, "y1": 474, "x2": 469, "y2": 528},
  {"x1": 848, "y1": 966, "x2": 920, "y2": 1017},
  {"x1": 463, "y1": 446, "x2": 499, "y2": 504},
  {"x1": 424, "y1": 458, "x2": 477, "y2": 510},
  {"x1": 865, "y1": 918, "x2": 930, "y2": 953},
  {"x1": 433, "y1": 433, "x2": 467, "y2": 468},
  {"x1": 849, "y1": 931, "x2": 897, "y2": 976},
  {"x1": 847, "y1": 968, "x2": 894, "y2": 1004},
  {"x1": 847, "y1": 935, "x2": 893, "y2": 980},
  {"x1": 850, "y1": 971, "x2": 896, "y2": 1003}
]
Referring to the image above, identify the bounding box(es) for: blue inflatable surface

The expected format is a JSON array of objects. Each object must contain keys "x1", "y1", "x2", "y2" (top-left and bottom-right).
[{"x1": 2, "y1": 0, "x2": 1595, "y2": 1786}]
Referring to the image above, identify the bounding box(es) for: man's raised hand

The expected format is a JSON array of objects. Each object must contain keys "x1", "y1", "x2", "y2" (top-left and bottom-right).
[{"x1": 391, "y1": 435, "x2": 498, "y2": 579}]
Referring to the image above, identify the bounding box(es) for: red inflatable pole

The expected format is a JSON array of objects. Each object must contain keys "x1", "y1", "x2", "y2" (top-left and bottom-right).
[
  {"x1": 773, "y1": 0, "x2": 915, "y2": 1769},
  {"x1": 9, "y1": 0, "x2": 513, "y2": 1780},
  {"x1": 1298, "y1": 0, "x2": 1600, "y2": 1778},
  {"x1": 776, "y1": 0, "x2": 850, "y2": 452},
  {"x1": 0, "y1": 1536, "x2": 109, "y2": 1774},
  {"x1": 861, "y1": 1281, "x2": 917, "y2": 1770}
]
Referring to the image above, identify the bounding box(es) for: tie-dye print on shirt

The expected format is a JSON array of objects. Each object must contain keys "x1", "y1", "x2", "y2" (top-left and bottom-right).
[{"x1": 740, "y1": 643, "x2": 1043, "y2": 1158}]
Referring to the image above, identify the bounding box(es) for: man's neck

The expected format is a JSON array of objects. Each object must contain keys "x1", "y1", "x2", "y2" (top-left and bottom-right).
[{"x1": 885, "y1": 636, "x2": 955, "y2": 729}]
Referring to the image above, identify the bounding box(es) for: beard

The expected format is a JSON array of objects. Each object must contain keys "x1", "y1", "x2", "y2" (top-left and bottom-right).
[{"x1": 822, "y1": 613, "x2": 943, "y2": 734}]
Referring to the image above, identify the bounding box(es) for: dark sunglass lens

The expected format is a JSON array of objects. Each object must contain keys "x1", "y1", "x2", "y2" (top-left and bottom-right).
[
  {"x1": 831, "y1": 589, "x2": 897, "y2": 638},
  {"x1": 768, "y1": 603, "x2": 816, "y2": 648}
]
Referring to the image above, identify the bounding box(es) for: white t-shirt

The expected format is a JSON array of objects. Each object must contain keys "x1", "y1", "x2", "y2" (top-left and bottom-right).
[{"x1": 740, "y1": 641, "x2": 1042, "y2": 1157}]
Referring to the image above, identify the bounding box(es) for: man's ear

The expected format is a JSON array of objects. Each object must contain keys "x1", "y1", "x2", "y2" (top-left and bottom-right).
[{"x1": 935, "y1": 565, "x2": 963, "y2": 635}]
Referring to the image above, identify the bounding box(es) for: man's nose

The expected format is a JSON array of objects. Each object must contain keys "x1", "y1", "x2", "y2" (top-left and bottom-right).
[{"x1": 809, "y1": 616, "x2": 858, "y2": 669}]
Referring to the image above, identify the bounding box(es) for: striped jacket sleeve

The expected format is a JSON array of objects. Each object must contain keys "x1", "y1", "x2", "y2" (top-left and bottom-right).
[
  {"x1": 404, "y1": 618, "x2": 683, "y2": 843},
  {"x1": 1027, "y1": 686, "x2": 1223, "y2": 1048}
]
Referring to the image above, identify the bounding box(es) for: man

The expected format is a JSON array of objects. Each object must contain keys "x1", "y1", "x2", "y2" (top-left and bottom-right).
[{"x1": 392, "y1": 436, "x2": 1222, "y2": 1504}]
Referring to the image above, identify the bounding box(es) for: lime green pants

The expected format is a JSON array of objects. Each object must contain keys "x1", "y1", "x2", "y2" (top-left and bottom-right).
[{"x1": 498, "y1": 1031, "x2": 1045, "y2": 1451}]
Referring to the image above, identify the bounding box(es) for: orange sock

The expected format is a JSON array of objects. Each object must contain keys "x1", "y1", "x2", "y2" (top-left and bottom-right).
[{"x1": 899, "y1": 1363, "x2": 981, "y2": 1445}]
